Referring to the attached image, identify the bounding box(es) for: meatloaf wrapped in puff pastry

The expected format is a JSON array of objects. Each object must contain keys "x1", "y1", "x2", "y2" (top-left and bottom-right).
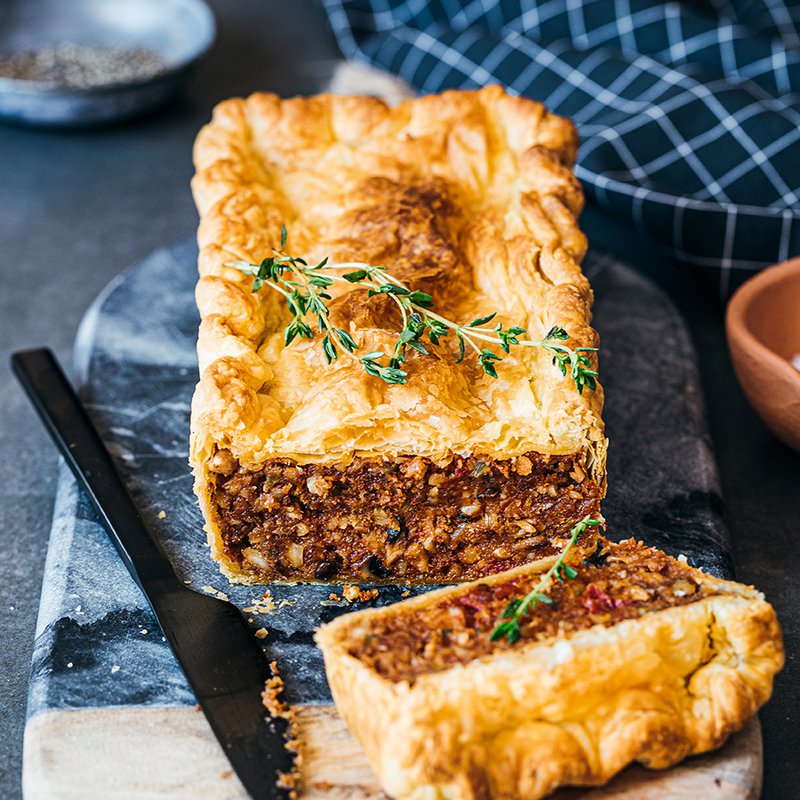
[
  {"x1": 316, "y1": 537, "x2": 783, "y2": 800},
  {"x1": 190, "y1": 86, "x2": 606, "y2": 584}
]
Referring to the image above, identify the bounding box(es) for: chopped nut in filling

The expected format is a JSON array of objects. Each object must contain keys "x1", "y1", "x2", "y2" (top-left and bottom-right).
[
  {"x1": 347, "y1": 539, "x2": 718, "y2": 682},
  {"x1": 208, "y1": 450, "x2": 603, "y2": 584}
]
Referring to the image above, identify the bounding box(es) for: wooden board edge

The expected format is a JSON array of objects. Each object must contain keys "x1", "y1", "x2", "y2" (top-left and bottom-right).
[{"x1": 23, "y1": 704, "x2": 761, "y2": 799}]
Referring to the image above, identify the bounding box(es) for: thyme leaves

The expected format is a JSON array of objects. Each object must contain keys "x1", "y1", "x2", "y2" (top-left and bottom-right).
[
  {"x1": 228, "y1": 227, "x2": 599, "y2": 390},
  {"x1": 489, "y1": 516, "x2": 602, "y2": 644}
]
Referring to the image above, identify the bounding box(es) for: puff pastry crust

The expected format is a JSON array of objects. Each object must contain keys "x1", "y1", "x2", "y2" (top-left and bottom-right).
[
  {"x1": 190, "y1": 86, "x2": 607, "y2": 583},
  {"x1": 316, "y1": 539, "x2": 783, "y2": 800}
]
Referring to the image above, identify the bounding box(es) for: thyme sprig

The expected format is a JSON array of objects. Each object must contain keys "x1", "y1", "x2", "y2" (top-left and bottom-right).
[
  {"x1": 490, "y1": 516, "x2": 602, "y2": 644},
  {"x1": 227, "y1": 227, "x2": 599, "y2": 389}
]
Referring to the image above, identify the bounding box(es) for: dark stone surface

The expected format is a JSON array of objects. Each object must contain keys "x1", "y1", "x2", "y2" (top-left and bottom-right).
[
  {"x1": 0, "y1": 1, "x2": 797, "y2": 798},
  {"x1": 24, "y1": 240, "x2": 732, "y2": 718}
]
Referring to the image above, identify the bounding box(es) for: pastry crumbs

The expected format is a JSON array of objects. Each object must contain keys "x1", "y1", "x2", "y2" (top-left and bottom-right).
[
  {"x1": 244, "y1": 590, "x2": 277, "y2": 615},
  {"x1": 201, "y1": 585, "x2": 229, "y2": 601},
  {"x1": 342, "y1": 584, "x2": 379, "y2": 603},
  {"x1": 262, "y1": 660, "x2": 303, "y2": 800}
]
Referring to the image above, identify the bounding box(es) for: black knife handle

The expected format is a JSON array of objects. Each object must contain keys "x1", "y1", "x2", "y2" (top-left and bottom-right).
[{"x1": 12, "y1": 348, "x2": 180, "y2": 594}]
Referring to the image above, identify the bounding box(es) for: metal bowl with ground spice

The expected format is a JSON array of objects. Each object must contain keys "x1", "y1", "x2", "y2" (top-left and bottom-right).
[{"x1": 0, "y1": 0, "x2": 216, "y2": 127}]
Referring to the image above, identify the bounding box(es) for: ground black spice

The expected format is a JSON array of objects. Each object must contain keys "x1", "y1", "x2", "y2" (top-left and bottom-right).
[{"x1": 0, "y1": 44, "x2": 166, "y2": 88}]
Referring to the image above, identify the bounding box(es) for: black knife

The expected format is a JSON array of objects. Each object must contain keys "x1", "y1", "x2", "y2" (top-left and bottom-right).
[{"x1": 12, "y1": 348, "x2": 295, "y2": 800}]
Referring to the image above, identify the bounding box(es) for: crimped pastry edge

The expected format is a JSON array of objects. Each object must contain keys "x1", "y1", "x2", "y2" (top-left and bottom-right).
[
  {"x1": 315, "y1": 543, "x2": 784, "y2": 800},
  {"x1": 189, "y1": 86, "x2": 607, "y2": 582}
]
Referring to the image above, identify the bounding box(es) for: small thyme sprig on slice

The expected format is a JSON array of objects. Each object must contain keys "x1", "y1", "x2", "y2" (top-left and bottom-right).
[
  {"x1": 227, "y1": 227, "x2": 599, "y2": 390},
  {"x1": 490, "y1": 516, "x2": 602, "y2": 644}
]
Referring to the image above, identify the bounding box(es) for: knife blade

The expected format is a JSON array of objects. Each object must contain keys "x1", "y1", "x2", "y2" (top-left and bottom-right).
[{"x1": 12, "y1": 348, "x2": 296, "y2": 800}]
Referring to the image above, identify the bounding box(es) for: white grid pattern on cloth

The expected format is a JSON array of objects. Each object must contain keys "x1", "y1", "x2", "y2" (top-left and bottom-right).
[
  {"x1": 763, "y1": 0, "x2": 800, "y2": 46},
  {"x1": 321, "y1": 0, "x2": 800, "y2": 299}
]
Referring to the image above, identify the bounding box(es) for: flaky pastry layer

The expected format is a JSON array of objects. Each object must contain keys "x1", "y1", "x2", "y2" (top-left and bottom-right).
[
  {"x1": 190, "y1": 86, "x2": 606, "y2": 581},
  {"x1": 316, "y1": 539, "x2": 783, "y2": 800}
]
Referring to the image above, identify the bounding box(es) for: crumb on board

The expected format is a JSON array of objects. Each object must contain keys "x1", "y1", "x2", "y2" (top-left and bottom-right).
[
  {"x1": 201, "y1": 585, "x2": 229, "y2": 602},
  {"x1": 111, "y1": 665, "x2": 120, "y2": 674},
  {"x1": 401, "y1": 590, "x2": 411, "y2": 597},
  {"x1": 342, "y1": 585, "x2": 360, "y2": 602},
  {"x1": 244, "y1": 591, "x2": 277, "y2": 615},
  {"x1": 243, "y1": 591, "x2": 297, "y2": 616},
  {"x1": 320, "y1": 586, "x2": 381, "y2": 606},
  {"x1": 277, "y1": 771, "x2": 300, "y2": 796},
  {"x1": 255, "y1": 628, "x2": 268, "y2": 639},
  {"x1": 157, "y1": 510, "x2": 166, "y2": 519},
  {"x1": 262, "y1": 660, "x2": 303, "y2": 800},
  {"x1": 342, "y1": 584, "x2": 379, "y2": 603}
]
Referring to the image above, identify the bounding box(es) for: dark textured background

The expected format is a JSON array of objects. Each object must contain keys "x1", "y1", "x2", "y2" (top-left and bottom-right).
[{"x1": 1, "y1": 1, "x2": 798, "y2": 798}]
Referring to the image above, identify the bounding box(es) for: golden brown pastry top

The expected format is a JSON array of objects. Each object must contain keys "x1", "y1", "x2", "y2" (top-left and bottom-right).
[{"x1": 190, "y1": 86, "x2": 605, "y2": 472}]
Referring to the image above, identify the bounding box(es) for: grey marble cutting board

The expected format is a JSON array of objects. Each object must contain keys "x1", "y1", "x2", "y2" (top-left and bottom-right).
[{"x1": 22, "y1": 239, "x2": 760, "y2": 799}]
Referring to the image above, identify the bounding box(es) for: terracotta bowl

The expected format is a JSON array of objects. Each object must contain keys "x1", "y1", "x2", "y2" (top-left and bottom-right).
[{"x1": 726, "y1": 257, "x2": 800, "y2": 453}]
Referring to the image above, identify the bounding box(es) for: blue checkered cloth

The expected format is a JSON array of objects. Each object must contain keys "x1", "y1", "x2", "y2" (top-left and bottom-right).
[{"x1": 321, "y1": 0, "x2": 800, "y2": 298}]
